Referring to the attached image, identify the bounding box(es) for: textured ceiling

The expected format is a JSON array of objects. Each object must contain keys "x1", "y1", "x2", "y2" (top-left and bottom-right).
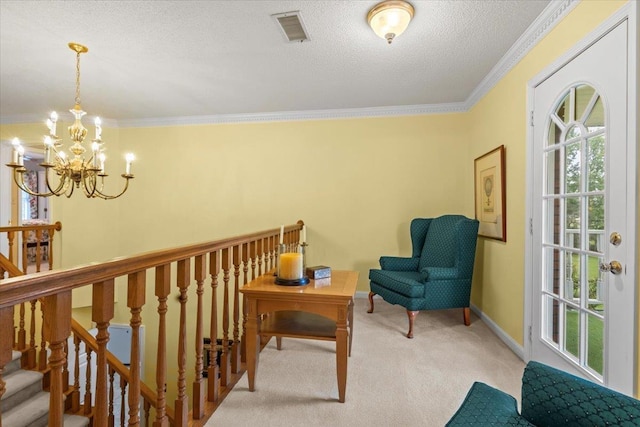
[{"x1": 0, "y1": 0, "x2": 551, "y2": 124}]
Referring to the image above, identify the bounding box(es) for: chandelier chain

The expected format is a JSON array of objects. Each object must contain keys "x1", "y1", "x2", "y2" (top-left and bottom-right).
[{"x1": 75, "y1": 51, "x2": 81, "y2": 106}]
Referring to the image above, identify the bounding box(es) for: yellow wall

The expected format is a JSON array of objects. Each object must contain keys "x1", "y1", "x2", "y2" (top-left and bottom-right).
[{"x1": 107, "y1": 114, "x2": 472, "y2": 400}]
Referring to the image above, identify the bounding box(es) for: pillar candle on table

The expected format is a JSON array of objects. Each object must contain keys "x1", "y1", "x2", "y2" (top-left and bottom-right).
[{"x1": 278, "y1": 252, "x2": 303, "y2": 280}]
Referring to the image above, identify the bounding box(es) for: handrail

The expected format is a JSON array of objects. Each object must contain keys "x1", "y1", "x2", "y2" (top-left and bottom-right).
[
  {"x1": 0, "y1": 253, "x2": 22, "y2": 278},
  {"x1": 0, "y1": 221, "x2": 62, "y2": 233},
  {"x1": 70, "y1": 319, "x2": 176, "y2": 423},
  {"x1": 0, "y1": 222, "x2": 303, "y2": 308},
  {"x1": 0, "y1": 221, "x2": 61, "y2": 275}
]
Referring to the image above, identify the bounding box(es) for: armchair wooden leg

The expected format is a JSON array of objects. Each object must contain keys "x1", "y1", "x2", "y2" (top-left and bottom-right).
[
  {"x1": 367, "y1": 292, "x2": 376, "y2": 314},
  {"x1": 406, "y1": 310, "x2": 418, "y2": 339},
  {"x1": 463, "y1": 307, "x2": 470, "y2": 326}
]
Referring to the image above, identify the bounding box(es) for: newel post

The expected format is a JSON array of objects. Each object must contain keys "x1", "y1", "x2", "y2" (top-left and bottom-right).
[
  {"x1": 44, "y1": 291, "x2": 72, "y2": 427},
  {"x1": 92, "y1": 280, "x2": 115, "y2": 427}
]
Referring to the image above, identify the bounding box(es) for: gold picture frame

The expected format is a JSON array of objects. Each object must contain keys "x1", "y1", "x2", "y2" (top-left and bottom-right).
[{"x1": 474, "y1": 145, "x2": 506, "y2": 241}]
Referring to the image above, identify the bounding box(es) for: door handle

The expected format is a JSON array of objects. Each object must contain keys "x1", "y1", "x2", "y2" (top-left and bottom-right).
[{"x1": 600, "y1": 260, "x2": 622, "y2": 275}]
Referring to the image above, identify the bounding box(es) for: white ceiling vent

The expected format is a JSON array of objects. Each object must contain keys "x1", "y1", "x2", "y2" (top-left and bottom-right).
[{"x1": 272, "y1": 11, "x2": 310, "y2": 43}]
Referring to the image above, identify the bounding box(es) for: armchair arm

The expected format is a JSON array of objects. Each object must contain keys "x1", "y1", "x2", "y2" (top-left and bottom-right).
[
  {"x1": 379, "y1": 256, "x2": 420, "y2": 271},
  {"x1": 421, "y1": 266, "x2": 459, "y2": 281}
]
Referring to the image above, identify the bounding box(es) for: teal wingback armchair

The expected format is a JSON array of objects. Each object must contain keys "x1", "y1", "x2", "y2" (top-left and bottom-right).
[{"x1": 368, "y1": 215, "x2": 479, "y2": 338}]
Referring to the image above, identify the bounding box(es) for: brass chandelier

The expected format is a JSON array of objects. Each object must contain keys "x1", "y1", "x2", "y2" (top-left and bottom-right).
[{"x1": 6, "y1": 42, "x2": 135, "y2": 199}]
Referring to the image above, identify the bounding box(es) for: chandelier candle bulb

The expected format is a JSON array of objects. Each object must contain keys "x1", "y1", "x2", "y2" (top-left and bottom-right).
[
  {"x1": 125, "y1": 153, "x2": 134, "y2": 175},
  {"x1": 44, "y1": 137, "x2": 53, "y2": 164},
  {"x1": 278, "y1": 252, "x2": 304, "y2": 280},
  {"x1": 17, "y1": 146, "x2": 24, "y2": 166},
  {"x1": 11, "y1": 138, "x2": 20, "y2": 164},
  {"x1": 95, "y1": 117, "x2": 102, "y2": 140},
  {"x1": 91, "y1": 142, "x2": 100, "y2": 168},
  {"x1": 50, "y1": 111, "x2": 58, "y2": 135}
]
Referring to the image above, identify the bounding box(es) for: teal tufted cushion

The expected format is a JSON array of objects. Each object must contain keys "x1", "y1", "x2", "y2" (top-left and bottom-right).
[
  {"x1": 368, "y1": 270, "x2": 424, "y2": 298},
  {"x1": 446, "y1": 382, "x2": 535, "y2": 426},
  {"x1": 521, "y1": 361, "x2": 640, "y2": 426}
]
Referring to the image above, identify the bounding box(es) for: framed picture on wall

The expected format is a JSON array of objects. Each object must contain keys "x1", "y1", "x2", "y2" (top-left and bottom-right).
[{"x1": 474, "y1": 145, "x2": 506, "y2": 241}]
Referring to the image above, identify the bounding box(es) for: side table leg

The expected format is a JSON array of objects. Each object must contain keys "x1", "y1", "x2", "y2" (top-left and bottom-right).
[
  {"x1": 336, "y1": 305, "x2": 349, "y2": 403},
  {"x1": 245, "y1": 303, "x2": 260, "y2": 392}
]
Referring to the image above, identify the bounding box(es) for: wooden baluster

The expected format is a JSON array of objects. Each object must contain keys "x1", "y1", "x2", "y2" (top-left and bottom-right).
[
  {"x1": 17, "y1": 301, "x2": 26, "y2": 350},
  {"x1": 268, "y1": 235, "x2": 275, "y2": 271},
  {"x1": 220, "y1": 248, "x2": 231, "y2": 387},
  {"x1": 48, "y1": 223, "x2": 61, "y2": 271},
  {"x1": 207, "y1": 250, "x2": 220, "y2": 403},
  {"x1": 93, "y1": 280, "x2": 115, "y2": 427},
  {"x1": 128, "y1": 270, "x2": 146, "y2": 427},
  {"x1": 250, "y1": 240, "x2": 257, "y2": 280},
  {"x1": 7, "y1": 230, "x2": 15, "y2": 265},
  {"x1": 27, "y1": 300, "x2": 37, "y2": 367},
  {"x1": 43, "y1": 291, "x2": 72, "y2": 427},
  {"x1": 192, "y1": 254, "x2": 206, "y2": 419},
  {"x1": 120, "y1": 376, "x2": 127, "y2": 427},
  {"x1": 231, "y1": 246, "x2": 241, "y2": 373},
  {"x1": 154, "y1": 264, "x2": 170, "y2": 427},
  {"x1": 72, "y1": 335, "x2": 81, "y2": 412},
  {"x1": 175, "y1": 259, "x2": 190, "y2": 427},
  {"x1": 256, "y1": 238, "x2": 263, "y2": 276},
  {"x1": 62, "y1": 339, "x2": 69, "y2": 392},
  {"x1": 84, "y1": 347, "x2": 93, "y2": 415},
  {"x1": 109, "y1": 367, "x2": 116, "y2": 427},
  {"x1": 241, "y1": 242, "x2": 249, "y2": 363},
  {"x1": 39, "y1": 299, "x2": 47, "y2": 371},
  {"x1": 35, "y1": 229, "x2": 43, "y2": 272},
  {"x1": 21, "y1": 230, "x2": 28, "y2": 273},
  {"x1": 242, "y1": 243, "x2": 249, "y2": 289},
  {"x1": 144, "y1": 399, "x2": 151, "y2": 427},
  {"x1": 1, "y1": 306, "x2": 14, "y2": 427}
]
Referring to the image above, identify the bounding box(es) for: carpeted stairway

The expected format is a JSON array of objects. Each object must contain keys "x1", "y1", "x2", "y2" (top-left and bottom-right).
[{"x1": 1, "y1": 350, "x2": 89, "y2": 427}]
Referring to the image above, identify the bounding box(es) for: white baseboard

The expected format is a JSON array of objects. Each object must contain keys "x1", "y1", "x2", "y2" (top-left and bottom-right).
[
  {"x1": 470, "y1": 303, "x2": 524, "y2": 360},
  {"x1": 355, "y1": 290, "x2": 372, "y2": 299}
]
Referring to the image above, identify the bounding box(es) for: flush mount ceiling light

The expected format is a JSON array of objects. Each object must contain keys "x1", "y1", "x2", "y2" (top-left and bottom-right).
[{"x1": 367, "y1": 0, "x2": 414, "y2": 44}]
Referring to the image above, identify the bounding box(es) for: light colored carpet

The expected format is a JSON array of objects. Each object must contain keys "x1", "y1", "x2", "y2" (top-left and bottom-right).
[{"x1": 206, "y1": 297, "x2": 525, "y2": 426}]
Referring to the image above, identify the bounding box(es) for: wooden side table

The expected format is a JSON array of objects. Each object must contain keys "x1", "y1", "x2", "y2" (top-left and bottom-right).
[{"x1": 240, "y1": 270, "x2": 358, "y2": 403}]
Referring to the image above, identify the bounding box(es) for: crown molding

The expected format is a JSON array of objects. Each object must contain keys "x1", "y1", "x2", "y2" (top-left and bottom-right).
[
  {"x1": 464, "y1": 0, "x2": 579, "y2": 109},
  {"x1": 0, "y1": 113, "x2": 118, "y2": 129},
  {"x1": 1, "y1": 0, "x2": 577, "y2": 128},
  {"x1": 115, "y1": 102, "x2": 468, "y2": 128}
]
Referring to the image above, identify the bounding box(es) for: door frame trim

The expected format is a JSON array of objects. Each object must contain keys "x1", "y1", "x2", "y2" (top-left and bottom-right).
[{"x1": 524, "y1": 1, "x2": 638, "y2": 395}]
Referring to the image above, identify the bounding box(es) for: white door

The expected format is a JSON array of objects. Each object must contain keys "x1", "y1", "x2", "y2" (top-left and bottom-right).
[{"x1": 528, "y1": 19, "x2": 635, "y2": 394}]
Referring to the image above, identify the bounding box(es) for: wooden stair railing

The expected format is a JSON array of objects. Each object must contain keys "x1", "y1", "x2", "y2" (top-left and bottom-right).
[
  {"x1": 0, "y1": 221, "x2": 305, "y2": 427},
  {"x1": 70, "y1": 318, "x2": 176, "y2": 425},
  {"x1": 0, "y1": 222, "x2": 62, "y2": 276}
]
